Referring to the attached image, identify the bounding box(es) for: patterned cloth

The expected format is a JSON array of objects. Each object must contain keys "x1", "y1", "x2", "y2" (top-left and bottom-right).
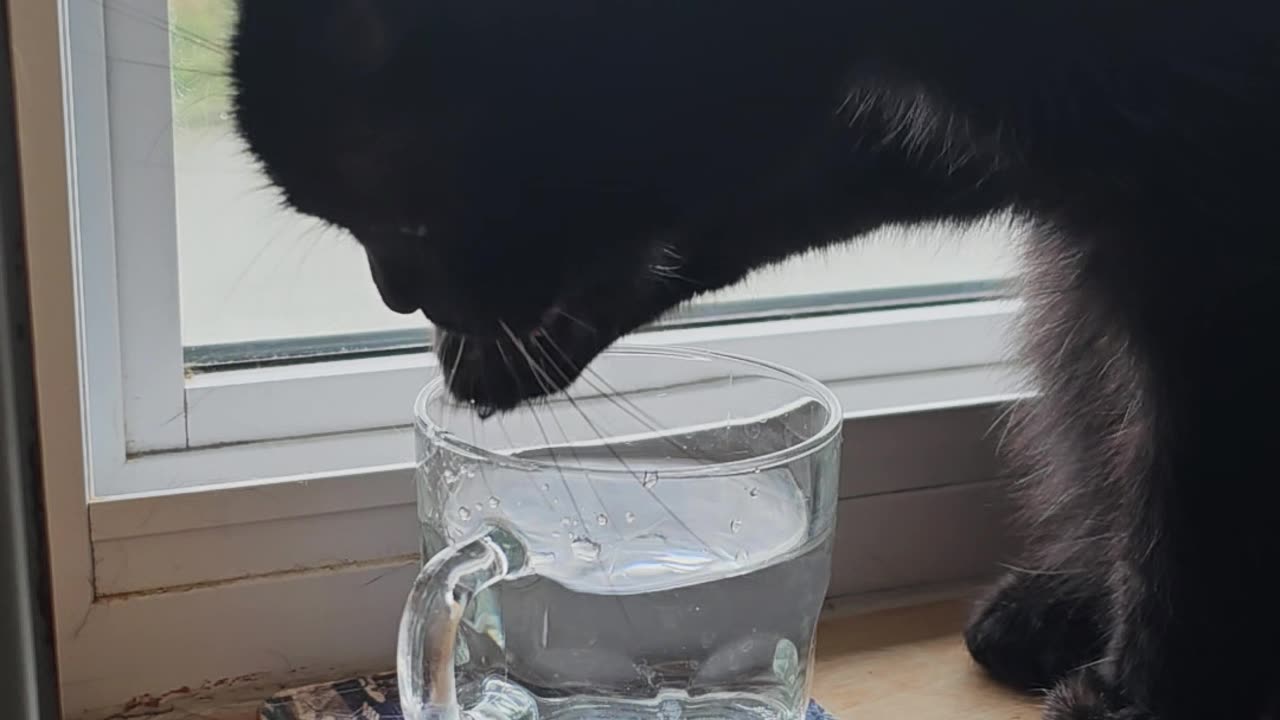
[{"x1": 259, "y1": 671, "x2": 835, "y2": 720}]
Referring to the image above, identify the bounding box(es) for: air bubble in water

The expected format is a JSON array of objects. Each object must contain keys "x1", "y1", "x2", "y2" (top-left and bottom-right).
[
  {"x1": 730, "y1": 519, "x2": 743, "y2": 534},
  {"x1": 596, "y1": 513, "x2": 609, "y2": 526},
  {"x1": 640, "y1": 471, "x2": 658, "y2": 489},
  {"x1": 571, "y1": 537, "x2": 601, "y2": 562},
  {"x1": 542, "y1": 483, "x2": 551, "y2": 492},
  {"x1": 487, "y1": 496, "x2": 501, "y2": 508},
  {"x1": 457, "y1": 506, "x2": 472, "y2": 521},
  {"x1": 625, "y1": 511, "x2": 637, "y2": 524},
  {"x1": 748, "y1": 487, "x2": 760, "y2": 499}
]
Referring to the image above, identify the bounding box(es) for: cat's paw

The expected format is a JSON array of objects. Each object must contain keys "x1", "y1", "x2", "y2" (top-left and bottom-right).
[
  {"x1": 1042, "y1": 670, "x2": 1153, "y2": 720},
  {"x1": 965, "y1": 571, "x2": 1107, "y2": 691}
]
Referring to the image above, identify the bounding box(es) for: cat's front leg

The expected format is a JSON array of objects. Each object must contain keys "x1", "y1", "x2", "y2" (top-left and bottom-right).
[
  {"x1": 1040, "y1": 558, "x2": 1273, "y2": 720},
  {"x1": 992, "y1": 228, "x2": 1280, "y2": 720},
  {"x1": 966, "y1": 569, "x2": 1108, "y2": 693},
  {"x1": 1038, "y1": 343, "x2": 1280, "y2": 718},
  {"x1": 1042, "y1": 668, "x2": 1153, "y2": 720}
]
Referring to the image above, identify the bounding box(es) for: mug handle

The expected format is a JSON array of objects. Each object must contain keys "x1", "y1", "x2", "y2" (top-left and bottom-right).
[{"x1": 397, "y1": 525, "x2": 533, "y2": 720}]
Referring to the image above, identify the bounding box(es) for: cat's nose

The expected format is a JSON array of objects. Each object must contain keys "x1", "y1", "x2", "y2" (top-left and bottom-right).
[
  {"x1": 362, "y1": 242, "x2": 480, "y2": 333},
  {"x1": 358, "y1": 229, "x2": 550, "y2": 337},
  {"x1": 363, "y1": 241, "x2": 427, "y2": 315}
]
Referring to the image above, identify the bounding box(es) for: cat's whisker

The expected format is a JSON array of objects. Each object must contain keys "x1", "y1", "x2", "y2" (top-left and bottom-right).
[
  {"x1": 535, "y1": 330, "x2": 669, "y2": 435},
  {"x1": 649, "y1": 264, "x2": 700, "y2": 286},
  {"x1": 552, "y1": 308, "x2": 598, "y2": 336},
  {"x1": 499, "y1": 410, "x2": 559, "y2": 513},
  {"x1": 497, "y1": 322, "x2": 597, "y2": 538},
  {"x1": 535, "y1": 332, "x2": 710, "y2": 466},
  {"x1": 501, "y1": 326, "x2": 629, "y2": 540},
  {"x1": 517, "y1": 334, "x2": 707, "y2": 545},
  {"x1": 512, "y1": 335, "x2": 627, "y2": 527},
  {"x1": 107, "y1": 56, "x2": 232, "y2": 77},
  {"x1": 491, "y1": 334, "x2": 530, "y2": 399},
  {"x1": 998, "y1": 562, "x2": 1076, "y2": 577},
  {"x1": 559, "y1": 387, "x2": 726, "y2": 560},
  {"x1": 446, "y1": 336, "x2": 468, "y2": 392},
  {"x1": 100, "y1": 1, "x2": 231, "y2": 58},
  {"x1": 501, "y1": 330, "x2": 641, "y2": 636},
  {"x1": 1066, "y1": 656, "x2": 1114, "y2": 676},
  {"x1": 499, "y1": 322, "x2": 559, "y2": 398}
]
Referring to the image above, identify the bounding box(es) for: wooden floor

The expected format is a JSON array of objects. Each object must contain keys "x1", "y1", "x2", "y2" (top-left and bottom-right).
[{"x1": 812, "y1": 599, "x2": 1041, "y2": 719}]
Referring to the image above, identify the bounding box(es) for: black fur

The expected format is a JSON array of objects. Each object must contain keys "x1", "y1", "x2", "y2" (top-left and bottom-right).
[{"x1": 228, "y1": 2, "x2": 1280, "y2": 718}]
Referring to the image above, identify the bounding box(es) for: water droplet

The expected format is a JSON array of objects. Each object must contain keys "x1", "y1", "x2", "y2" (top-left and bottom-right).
[
  {"x1": 541, "y1": 483, "x2": 551, "y2": 492},
  {"x1": 457, "y1": 506, "x2": 472, "y2": 520},
  {"x1": 571, "y1": 537, "x2": 601, "y2": 562},
  {"x1": 640, "y1": 471, "x2": 658, "y2": 489},
  {"x1": 730, "y1": 519, "x2": 743, "y2": 534},
  {"x1": 561, "y1": 517, "x2": 573, "y2": 528},
  {"x1": 748, "y1": 487, "x2": 760, "y2": 499},
  {"x1": 487, "y1": 496, "x2": 501, "y2": 508},
  {"x1": 596, "y1": 513, "x2": 609, "y2": 526},
  {"x1": 474, "y1": 502, "x2": 484, "y2": 511},
  {"x1": 625, "y1": 511, "x2": 637, "y2": 524}
]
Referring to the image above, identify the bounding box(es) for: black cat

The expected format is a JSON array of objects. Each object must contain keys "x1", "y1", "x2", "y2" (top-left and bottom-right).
[{"x1": 229, "y1": 2, "x2": 1280, "y2": 718}]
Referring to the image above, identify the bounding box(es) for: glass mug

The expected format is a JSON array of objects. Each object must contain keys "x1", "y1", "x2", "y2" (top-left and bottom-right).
[{"x1": 398, "y1": 345, "x2": 842, "y2": 720}]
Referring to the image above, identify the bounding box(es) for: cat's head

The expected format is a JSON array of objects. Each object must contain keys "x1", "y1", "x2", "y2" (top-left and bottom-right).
[{"x1": 230, "y1": 0, "x2": 856, "y2": 412}]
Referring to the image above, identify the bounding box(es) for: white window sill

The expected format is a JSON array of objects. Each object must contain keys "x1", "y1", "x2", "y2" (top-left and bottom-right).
[{"x1": 96, "y1": 298, "x2": 1024, "y2": 496}]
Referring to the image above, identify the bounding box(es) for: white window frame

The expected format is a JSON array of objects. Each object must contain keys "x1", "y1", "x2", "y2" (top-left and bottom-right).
[{"x1": 19, "y1": 1, "x2": 1029, "y2": 717}]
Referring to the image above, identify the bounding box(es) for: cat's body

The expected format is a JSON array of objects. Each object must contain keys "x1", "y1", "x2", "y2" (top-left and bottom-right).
[{"x1": 229, "y1": 2, "x2": 1280, "y2": 717}]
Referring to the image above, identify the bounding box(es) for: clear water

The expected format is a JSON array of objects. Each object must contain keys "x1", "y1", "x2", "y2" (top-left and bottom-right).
[{"x1": 418, "y1": 449, "x2": 834, "y2": 720}]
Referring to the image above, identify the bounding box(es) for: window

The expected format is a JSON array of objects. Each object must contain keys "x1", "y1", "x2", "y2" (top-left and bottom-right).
[
  {"x1": 22, "y1": 1, "x2": 1026, "y2": 716},
  {"x1": 166, "y1": 1, "x2": 1018, "y2": 361},
  {"x1": 153, "y1": 0, "x2": 1021, "y2": 461}
]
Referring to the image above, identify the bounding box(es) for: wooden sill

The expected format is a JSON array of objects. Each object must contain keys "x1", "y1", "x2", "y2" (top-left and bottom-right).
[
  {"x1": 150, "y1": 599, "x2": 1040, "y2": 720},
  {"x1": 813, "y1": 599, "x2": 1039, "y2": 719}
]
